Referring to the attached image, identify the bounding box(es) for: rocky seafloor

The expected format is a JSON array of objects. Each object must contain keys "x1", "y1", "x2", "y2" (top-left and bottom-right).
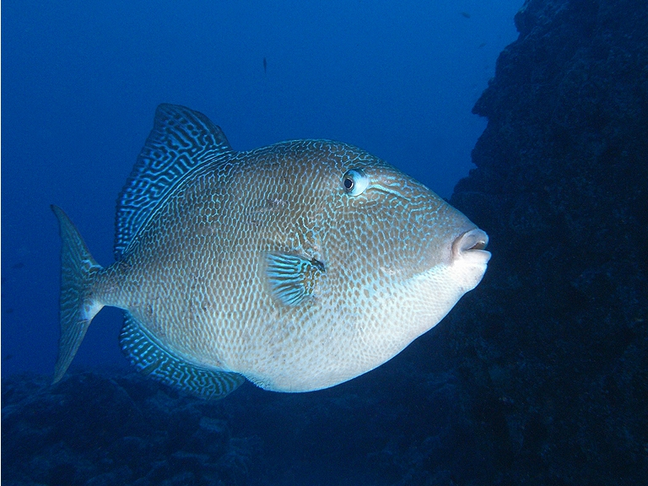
[
  {"x1": 3, "y1": 0, "x2": 648, "y2": 484},
  {"x1": 3, "y1": 362, "x2": 475, "y2": 486}
]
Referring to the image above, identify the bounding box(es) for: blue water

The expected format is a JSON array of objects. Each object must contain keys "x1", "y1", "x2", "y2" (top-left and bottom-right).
[{"x1": 1, "y1": 0, "x2": 520, "y2": 379}]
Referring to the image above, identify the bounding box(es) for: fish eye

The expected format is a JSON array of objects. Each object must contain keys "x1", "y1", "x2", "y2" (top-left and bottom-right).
[{"x1": 342, "y1": 169, "x2": 369, "y2": 196}]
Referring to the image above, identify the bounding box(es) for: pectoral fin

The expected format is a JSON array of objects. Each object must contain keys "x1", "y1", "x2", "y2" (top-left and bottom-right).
[{"x1": 266, "y1": 252, "x2": 326, "y2": 306}]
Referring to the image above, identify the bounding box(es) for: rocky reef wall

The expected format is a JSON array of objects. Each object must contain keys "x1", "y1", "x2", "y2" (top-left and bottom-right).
[{"x1": 445, "y1": 0, "x2": 648, "y2": 483}]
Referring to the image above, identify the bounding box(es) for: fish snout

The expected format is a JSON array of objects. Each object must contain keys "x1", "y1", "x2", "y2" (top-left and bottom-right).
[{"x1": 452, "y1": 228, "x2": 491, "y2": 266}]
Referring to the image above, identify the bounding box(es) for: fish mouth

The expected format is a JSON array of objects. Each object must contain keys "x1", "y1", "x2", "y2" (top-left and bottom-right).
[{"x1": 452, "y1": 228, "x2": 491, "y2": 265}]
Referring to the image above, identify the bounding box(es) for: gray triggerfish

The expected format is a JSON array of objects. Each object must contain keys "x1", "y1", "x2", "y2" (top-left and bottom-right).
[{"x1": 52, "y1": 104, "x2": 491, "y2": 399}]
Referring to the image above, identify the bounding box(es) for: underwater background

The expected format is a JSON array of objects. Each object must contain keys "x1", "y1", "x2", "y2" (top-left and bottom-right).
[
  {"x1": 2, "y1": 0, "x2": 519, "y2": 379},
  {"x1": 3, "y1": 0, "x2": 647, "y2": 485}
]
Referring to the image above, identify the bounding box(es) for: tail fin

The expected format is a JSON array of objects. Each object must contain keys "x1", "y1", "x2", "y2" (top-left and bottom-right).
[{"x1": 51, "y1": 205, "x2": 104, "y2": 383}]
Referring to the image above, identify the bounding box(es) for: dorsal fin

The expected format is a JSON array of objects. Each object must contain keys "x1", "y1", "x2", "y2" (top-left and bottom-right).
[{"x1": 114, "y1": 104, "x2": 235, "y2": 258}]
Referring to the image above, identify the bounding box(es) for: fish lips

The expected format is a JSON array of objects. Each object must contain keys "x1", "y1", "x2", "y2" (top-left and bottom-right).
[{"x1": 452, "y1": 228, "x2": 491, "y2": 266}]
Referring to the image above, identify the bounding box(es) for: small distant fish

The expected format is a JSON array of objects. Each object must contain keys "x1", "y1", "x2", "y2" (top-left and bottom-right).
[
  {"x1": 263, "y1": 57, "x2": 267, "y2": 74},
  {"x1": 12, "y1": 262, "x2": 25, "y2": 270},
  {"x1": 51, "y1": 104, "x2": 490, "y2": 399},
  {"x1": 461, "y1": 11, "x2": 471, "y2": 18}
]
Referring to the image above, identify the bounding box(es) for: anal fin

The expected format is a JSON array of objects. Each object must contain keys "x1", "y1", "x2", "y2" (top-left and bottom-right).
[{"x1": 119, "y1": 314, "x2": 245, "y2": 400}]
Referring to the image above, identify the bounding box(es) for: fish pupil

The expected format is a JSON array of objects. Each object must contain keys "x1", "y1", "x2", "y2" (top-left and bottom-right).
[{"x1": 344, "y1": 177, "x2": 354, "y2": 190}]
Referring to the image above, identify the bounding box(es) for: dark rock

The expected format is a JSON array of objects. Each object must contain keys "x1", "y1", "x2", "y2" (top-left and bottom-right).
[
  {"x1": 1, "y1": 371, "x2": 247, "y2": 485},
  {"x1": 446, "y1": 0, "x2": 648, "y2": 484},
  {"x1": 86, "y1": 466, "x2": 134, "y2": 486},
  {"x1": 169, "y1": 450, "x2": 209, "y2": 474},
  {"x1": 160, "y1": 472, "x2": 197, "y2": 486},
  {"x1": 1, "y1": 356, "x2": 477, "y2": 484}
]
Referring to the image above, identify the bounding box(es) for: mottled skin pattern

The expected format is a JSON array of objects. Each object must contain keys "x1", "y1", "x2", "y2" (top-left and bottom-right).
[{"x1": 93, "y1": 140, "x2": 489, "y2": 392}]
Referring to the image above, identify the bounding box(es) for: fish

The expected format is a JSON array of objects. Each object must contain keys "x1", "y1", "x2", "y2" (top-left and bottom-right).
[{"x1": 51, "y1": 104, "x2": 490, "y2": 399}]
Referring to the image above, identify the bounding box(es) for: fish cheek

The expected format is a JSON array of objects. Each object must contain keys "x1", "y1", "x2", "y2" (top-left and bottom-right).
[{"x1": 345, "y1": 199, "x2": 419, "y2": 274}]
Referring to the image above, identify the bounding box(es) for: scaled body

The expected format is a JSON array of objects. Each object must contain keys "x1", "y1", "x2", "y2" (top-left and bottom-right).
[{"x1": 52, "y1": 104, "x2": 490, "y2": 398}]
